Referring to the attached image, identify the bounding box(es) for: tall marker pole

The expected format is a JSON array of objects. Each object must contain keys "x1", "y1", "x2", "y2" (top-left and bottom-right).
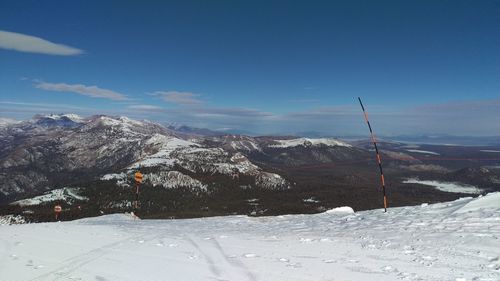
[{"x1": 358, "y1": 97, "x2": 388, "y2": 212}]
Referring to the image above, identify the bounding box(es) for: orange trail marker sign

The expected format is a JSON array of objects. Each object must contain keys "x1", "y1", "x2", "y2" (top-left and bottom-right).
[
  {"x1": 134, "y1": 171, "x2": 143, "y2": 210},
  {"x1": 54, "y1": 204, "x2": 62, "y2": 220},
  {"x1": 135, "y1": 171, "x2": 143, "y2": 183}
]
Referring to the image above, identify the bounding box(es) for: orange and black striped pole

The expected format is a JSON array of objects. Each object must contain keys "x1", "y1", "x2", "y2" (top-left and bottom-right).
[{"x1": 358, "y1": 97, "x2": 388, "y2": 212}]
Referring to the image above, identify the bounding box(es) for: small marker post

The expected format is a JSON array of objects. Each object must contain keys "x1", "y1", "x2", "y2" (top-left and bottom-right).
[
  {"x1": 54, "y1": 204, "x2": 62, "y2": 220},
  {"x1": 134, "y1": 171, "x2": 143, "y2": 211},
  {"x1": 358, "y1": 97, "x2": 388, "y2": 212}
]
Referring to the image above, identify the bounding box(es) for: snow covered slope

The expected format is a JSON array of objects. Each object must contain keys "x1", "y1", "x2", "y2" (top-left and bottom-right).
[
  {"x1": 403, "y1": 179, "x2": 483, "y2": 194},
  {"x1": 269, "y1": 137, "x2": 352, "y2": 148},
  {"x1": 33, "y1": 114, "x2": 86, "y2": 128},
  {"x1": 0, "y1": 117, "x2": 19, "y2": 128},
  {"x1": 10, "y1": 187, "x2": 88, "y2": 206},
  {"x1": 1, "y1": 193, "x2": 499, "y2": 281}
]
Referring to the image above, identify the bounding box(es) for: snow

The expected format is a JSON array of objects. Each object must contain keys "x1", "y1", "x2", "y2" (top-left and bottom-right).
[
  {"x1": 1, "y1": 194, "x2": 499, "y2": 280},
  {"x1": 96, "y1": 116, "x2": 150, "y2": 135},
  {"x1": 406, "y1": 149, "x2": 440, "y2": 155},
  {"x1": 101, "y1": 173, "x2": 129, "y2": 187},
  {"x1": 130, "y1": 135, "x2": 198, "y2": 169},
  {"x1": 10, "y1": 188, "x2": 88, "y2": 206},
  {"x1": 403, "y1": 179, "x2": 483, "y2": 194},
  {"x1": 255, "y1": 172, "x2": 289, "y2": 190},
  {"x1": 171, "y1": 147, "x2": 286, "y2": 189},
  {"x1": 145, "y1": 171, "x2": 207, "y2": 192},
  {"x1": 145, "y1": 134, "x2": 195, "y2": 149},
  {"x1": 108, "y1": 134, "x2": 287, "y2": 190},
  {"x1": 131, "y1": 156, "x2": 175, "y2": 168},
  {"x1": 0, "y1": 215, "x2": 27, "y2": 225},
  {"x1": 61, "y1": 114, "x2": 84, "y2": 121},
  {"x1": 270, "y1": 138, "x2": 352, "y2": 148},
  {"x1": 37, "y1": 114, "x2": 85, "y2": 124},
  {"x1": 480, "y1": 150, "x2": 500, "y2": 153},
  {"x1": 223, "y1": 137, "x2": 261, "y2": 152},
  {"x1": 402, "y1": 144, "x2": 420, "y2": 149},
  {"x1": 0, "y1": 117, "x2": 20, "y2": 127},
  {"x1": 53, "y1": 114, "x2": 85, "y2": 123},
  {"x1": 454, "y1": 193, "x2": 500, "y2": 213},
  {"x1": 302, "y1": 197, "x2": 320, "y2": 203},
  {"x1": 325, "y1": 206, "x2": 355, "y2": 215}
]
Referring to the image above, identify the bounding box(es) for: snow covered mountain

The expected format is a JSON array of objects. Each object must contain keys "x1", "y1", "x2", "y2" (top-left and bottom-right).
[
  {"x1": 1, "y1": 114, "x2": 361, "y2": 201},
  {"x1": 33, "y1": 113, "x2": 85, "y2": 128},
  {"x1": 2, "y1": 113, "x2": 500, "y2": 221},
  {"x1": 268, "y1": 137, "x2": 352, "y2": 148},
  {"x1": 10, "y1": 187, "x2": 88, "y2": 206},
  {"x1": 203, "y1": 135, "x2": 263, "y2": 152},
  {"x1": 1, "y1": 193, "x2": 499, "y2": 280},
  {"x1": 0, "y1": 117, "x2": 20, "y2": 128},
  {"x1": 0, "y1": 114, "x2": 178, "y2": 198},
  {"x1": 0, "y1": 114, "x2": 302, "y2": 202}
]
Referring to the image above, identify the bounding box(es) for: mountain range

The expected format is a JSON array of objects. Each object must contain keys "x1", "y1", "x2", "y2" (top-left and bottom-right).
[{"x1": 1, "y1": 114, "x2": 499, "y2": 221}]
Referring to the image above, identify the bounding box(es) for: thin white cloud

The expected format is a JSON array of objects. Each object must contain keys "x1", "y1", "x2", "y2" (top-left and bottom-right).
[
  {"x1": 287, "y1": 99, "x2": 321, "y2": 103},
  {"x1": 128, "y1": 104, "x2": 165, "y2": 111},
  {"x1": 35, "y1": 82, "x2": 128, "y2": 101},
  {"x1": 0, "y1": 101, "x2": 100, "y2": 118},
  {"x1": 194, "y1": 107, "x2": 274, "y2": 118},
  {"x1": 3, "y1": 95, "x2": 498, "y2": 136},
  {"x1": 153, "y1": 91, "x2": 202, "y2": 105},
  {"x1": 0, "y1": 30, "x2": 84, "y2": 56},
  {"x1": 0, "y1": 101, "x2": 137, "y2": 119}
]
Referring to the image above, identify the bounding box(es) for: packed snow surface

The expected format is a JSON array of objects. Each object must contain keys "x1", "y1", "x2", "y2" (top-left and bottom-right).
[
  {"x1": 454, "y1": 192, "x2": 500, "y2": 213},
  {"x1": 325, "y1": 206, "x2": 355, "y2": 215},
  {"x1": 1, "y1": 194, "x2": 499, "y2": 281},
  {"x1": 403, "y1": 179, "x2": 483, "y2": 194},
  {"x1": 270, "y1": 138, "x2": 352, "y2": 148}
]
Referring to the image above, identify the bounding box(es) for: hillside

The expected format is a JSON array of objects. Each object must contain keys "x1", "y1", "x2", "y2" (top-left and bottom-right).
[{"x1": 1, "y1": 114, "x2": 500, "y2": 221}]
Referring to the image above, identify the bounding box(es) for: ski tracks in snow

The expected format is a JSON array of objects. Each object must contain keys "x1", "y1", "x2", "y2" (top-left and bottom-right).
[
  {"x1": 27, "y1": 232, "x2": 162, "y2": 281},
  {"x1": 184, "y1": 235, "x2": 257, "y2": 281},
  {"x1": 2, "y1": 195, "x2": 500, "y2": 281}
]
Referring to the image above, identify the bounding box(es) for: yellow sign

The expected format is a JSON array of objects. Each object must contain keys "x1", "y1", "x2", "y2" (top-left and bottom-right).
[{"x1": 134, "y1": 172, "x2": 143, "y2": 183}]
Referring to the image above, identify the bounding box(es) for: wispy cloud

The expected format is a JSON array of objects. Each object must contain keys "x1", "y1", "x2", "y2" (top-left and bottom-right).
[
  {"x1": 285, "y1": 105, "x2": 360, "y2": 118},
  {"x1": 0, "y1": 101, "x2": 137, "y2": 120},
  {"x1": 413, "y1": 99, "x2": 500, "y2": 114},
  {"x1": 129, "y1": 105, "x2": 273, "y2": 120},
  {"x1": 152, "y1": 91, "x2": 202, "y2": 105},
  {"x1": 0, "y1": 30, "x2": 84, "y2": 56},
  {"x1": 0, "y1": 101, "x2": 102, "y2": 119},
  {"x1": 0, "y1": 101, "x2": 91, "y2": 112},
  {"x1": 2, "y1": 96, "x2": 499, "y2": 136},
  {"x1": 128, "y1": 104, "x2": 165, "y2": 112},
  {"x1": 192, "y1": 107, "x2": 274, "y2": 118},
  {"x1": 35, "y1": 82, "x2": 128, "y2": 101},
  {"x1": 287, "y1": 99, "x2": 321, "y2": 103}
]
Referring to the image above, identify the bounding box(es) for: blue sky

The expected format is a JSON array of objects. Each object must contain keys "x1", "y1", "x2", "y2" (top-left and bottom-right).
[{"x1": 0, "y1": 0, "x2": 499, "y2": 136}]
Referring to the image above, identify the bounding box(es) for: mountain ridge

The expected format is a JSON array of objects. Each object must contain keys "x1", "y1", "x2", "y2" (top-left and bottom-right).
[{"x1": 1, "y1": 113, "x2": 500, "y2": 221}]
